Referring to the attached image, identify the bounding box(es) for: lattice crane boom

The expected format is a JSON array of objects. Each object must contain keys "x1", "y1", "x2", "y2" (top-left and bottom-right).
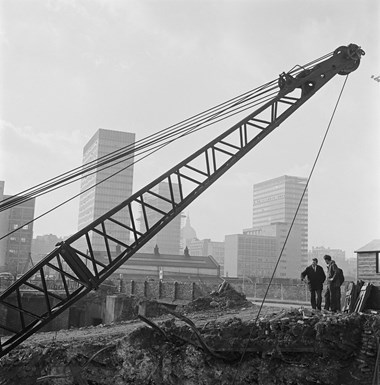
[{"x1": 0, "y1": 44, "x2": 364, "y2": 358}]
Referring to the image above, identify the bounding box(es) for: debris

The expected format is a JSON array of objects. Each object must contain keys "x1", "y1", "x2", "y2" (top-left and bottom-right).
[
  {"x1": 1, "y1": 284, "x2": 379, "y2": 385},
  {"x1": 184, "y1": 281, "x2": 252, "y2": 313},
  {"x1": 354, "y1": 282, "x2": 373, "y2": 312}
]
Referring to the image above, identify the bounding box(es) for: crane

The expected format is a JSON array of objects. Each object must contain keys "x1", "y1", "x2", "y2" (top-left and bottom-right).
[{"x1": 0, "y1": 44, "x2": 364, "y2": 358}]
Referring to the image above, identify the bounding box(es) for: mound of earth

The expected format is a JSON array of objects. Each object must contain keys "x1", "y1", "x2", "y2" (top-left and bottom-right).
[{"x1": 184, "y1": 281, "x2": 253, "y2": 312}]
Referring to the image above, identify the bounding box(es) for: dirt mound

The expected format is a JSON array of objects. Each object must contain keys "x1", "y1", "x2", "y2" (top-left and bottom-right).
[{"x1": 184, "y1": 281, "x2": 252, "y2": 312}]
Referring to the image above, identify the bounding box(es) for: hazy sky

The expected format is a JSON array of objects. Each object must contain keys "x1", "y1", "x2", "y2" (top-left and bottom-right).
[{"x1": 0, "y1": 0, "x2": 379, "y2": 259}]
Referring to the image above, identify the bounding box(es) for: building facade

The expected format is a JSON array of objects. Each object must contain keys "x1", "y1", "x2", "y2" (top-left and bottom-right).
[
  {"x1": 0, "y1": 181, "x2": 35, "y2": 275},
  {"x1": 224, "y1": 222, "x2": 302, "y2": 279},
  {"x1": 224, "y1": 233, "x2": 277, "y2": 278},
  {"x1": 77, "y1": 129, "x2": 135, "y2": 253},
  {"x1": 138, "y1": 182, "x2": 183, "y2": 255},
  {"x1": 93, "y1": 249, "x2": 220, "y2": 281},
  {"x1": 251, "y1": 175, "x2": 308, "y2": 271},
  {"x1": 188, "y1": 238, "x2": 225, "y2": 276}
]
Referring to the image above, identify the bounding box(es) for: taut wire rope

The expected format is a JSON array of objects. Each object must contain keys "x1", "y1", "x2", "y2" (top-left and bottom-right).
[
  {"x1": 0, "y1": 82, "x2": 279, "y2": 212},
  {"x1": 0, "y1": 50, "x2": 334, "y2": 212},
  {"x1": 0, "y1": 51, "x2": 335, "y2": 241},
  {"x1": 231, "y1": 74, "x2": 350, "y2": 384},
  {"x1": 0, "y1": 89, "x2": 280, "y2": 241}
]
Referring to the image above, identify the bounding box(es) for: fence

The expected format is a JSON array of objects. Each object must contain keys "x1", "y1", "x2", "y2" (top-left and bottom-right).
[
  {"x1": 1, "y1": 277, "x2": 348, "y2": 307},
  {"x1": 232, "y1": 281, "x2": 348, "y2": 305}
]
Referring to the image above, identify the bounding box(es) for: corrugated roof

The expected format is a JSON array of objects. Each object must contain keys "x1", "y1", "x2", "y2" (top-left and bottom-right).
[{"x1": 355, "y1": 239, "x2": 380, "y2": 253}]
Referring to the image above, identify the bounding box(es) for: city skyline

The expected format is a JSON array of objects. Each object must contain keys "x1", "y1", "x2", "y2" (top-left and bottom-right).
[
  {"x1": 0, "y1": 1, "x2": 379, "y2": 260},
  {"x1": 0, "y1": 172, "x2": 360, "y2": 264}
]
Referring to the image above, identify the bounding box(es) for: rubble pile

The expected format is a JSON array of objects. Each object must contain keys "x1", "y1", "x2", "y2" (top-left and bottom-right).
[
  {"x1": 1, "y1": 307, "x2": 378, "y2": 384},
  {"x1": 184, "y1": 281, "x2": 252, "y2": 312},
  {"x1": 121, "y1": 310, "x2": 380, "y2": 384},
  {"x1": 124, "y1": 309, "x2": 380, "y2": 385}
]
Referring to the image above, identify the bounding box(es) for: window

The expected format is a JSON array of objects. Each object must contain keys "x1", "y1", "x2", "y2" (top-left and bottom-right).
[
  {"x1": 13, "y1": 224, "x2": 18, "y2": 229},
  {"x1": 22, "y1": 225, "x2": 29, "y2": 230},
  {"x1": 21, "y1": 238, "x2": 26, "y2": 243}
]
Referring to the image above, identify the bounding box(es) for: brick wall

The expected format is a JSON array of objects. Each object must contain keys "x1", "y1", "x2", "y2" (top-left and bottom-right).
[{"x1": 123, "y1": 280, "x2": 202, "y2": 302}]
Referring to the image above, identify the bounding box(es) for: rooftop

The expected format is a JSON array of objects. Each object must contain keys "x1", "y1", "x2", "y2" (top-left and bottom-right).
[{"x1": 355, "y1": 239, "x2": 380, "y2": 253}]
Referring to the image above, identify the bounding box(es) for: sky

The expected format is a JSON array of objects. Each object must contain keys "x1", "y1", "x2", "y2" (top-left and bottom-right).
[{"x1": 0, "y1": 0, "x2": 379, "y2": 259}]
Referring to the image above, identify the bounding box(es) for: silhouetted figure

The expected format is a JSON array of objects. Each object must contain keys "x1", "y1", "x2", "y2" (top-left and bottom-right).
[
  {"x1": 301, "y1": 258, "x2": 326, "y2": 310},
  {"x1": 323, "y1": 254, "x2": 341, "y2": 312}
]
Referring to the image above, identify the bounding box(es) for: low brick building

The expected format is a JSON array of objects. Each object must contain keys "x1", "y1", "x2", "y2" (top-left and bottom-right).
[
  {"x1": 94, "y1": 247, "x2": 221, "y2": 282},
  {"x1": 118, "y1": 251, "x2": 221, "y2": 281}
]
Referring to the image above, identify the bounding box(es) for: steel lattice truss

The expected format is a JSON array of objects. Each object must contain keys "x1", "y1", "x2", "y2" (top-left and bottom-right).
[{"x1": 0, "y1": 44, "x2": 364, "y2": 358}]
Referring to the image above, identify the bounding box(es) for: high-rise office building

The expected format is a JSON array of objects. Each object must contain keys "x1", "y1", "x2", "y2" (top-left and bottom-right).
[
  {"x1": 77, "y1": 129, "x2": 135, "y2": 253},
  {"x1": 138, "y1": 181, "x2": 182, "y2": 255},
  {"x1": 251, "y1": 175, "x2": 308, "y2": 273},
  {"x1": 0, "y1": 181, "x2": 35, "y2": 274}
]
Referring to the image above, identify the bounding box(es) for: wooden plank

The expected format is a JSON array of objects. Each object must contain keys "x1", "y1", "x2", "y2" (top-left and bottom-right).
[
  {"x1": 354, "y1": 283, "x2": 372, "y2": 312},
  {"x1": 343, "y1": 282, "x2": 357, "y2": 312}
]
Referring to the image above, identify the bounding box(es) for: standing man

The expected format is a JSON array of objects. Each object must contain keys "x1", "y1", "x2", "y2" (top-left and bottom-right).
[
  {"x1": 301, "y1": 258, "x2": 326, "y2": 310},
  {"x1": 323, "y1": 254, "x2": 341, "y2": 312}
]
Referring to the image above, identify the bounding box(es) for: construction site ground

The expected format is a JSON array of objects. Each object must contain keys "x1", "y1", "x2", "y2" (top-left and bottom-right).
[{"x1": 0, "y1": 287, "x2": 379, "y2": 385}]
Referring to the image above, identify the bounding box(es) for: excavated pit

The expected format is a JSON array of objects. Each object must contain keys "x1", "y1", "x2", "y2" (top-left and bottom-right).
[{"x1": 0, "y1": 287, "x2": 379, "y2": 385}]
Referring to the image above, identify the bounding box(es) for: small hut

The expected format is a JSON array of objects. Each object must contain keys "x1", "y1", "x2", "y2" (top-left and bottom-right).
[{"x1": 355, "y1": 239, "x2": 380, "y2": 310}]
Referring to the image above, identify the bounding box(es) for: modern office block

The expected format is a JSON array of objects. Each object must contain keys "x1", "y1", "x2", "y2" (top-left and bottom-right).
[
  {"x1": 252, "y1": 175, "x2": 308, "y2": 269},
  {"x1": 77, "y1": 129, "x2": 135, "y2": 253}
]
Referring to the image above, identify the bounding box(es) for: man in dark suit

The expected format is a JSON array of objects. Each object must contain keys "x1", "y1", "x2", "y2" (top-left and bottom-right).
[{"x1": 301, "y1": 258, "x2": 326, "y2": 310}]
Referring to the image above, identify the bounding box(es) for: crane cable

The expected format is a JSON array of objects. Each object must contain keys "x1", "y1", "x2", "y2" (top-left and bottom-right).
[
  {"x1": 0, "y1": 87, "x2": 279, "y2": 213},
  {"x1": 0, "y1": 50, "x2": 333, "y2": 212},
  {"x1": 0, "y1": 81, "x2": 279, "y2": 212},
  {"x1": 0, "y1": 85, "x2": 280, "y2": 240},
  {"x1": 232, "y1": 74, "x2": 350, "y2": 384},
  {"x1": 0, "y1": 51, "x2": 336, "y2": 241}
]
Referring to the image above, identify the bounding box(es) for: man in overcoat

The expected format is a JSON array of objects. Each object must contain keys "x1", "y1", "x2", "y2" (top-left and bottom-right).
[
  {"x1": 323, "y1": 254, "x2": 341, "y2": 311},
  {"x1": 301, "y1": 258, "x2": 326, "y2": 310}
]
